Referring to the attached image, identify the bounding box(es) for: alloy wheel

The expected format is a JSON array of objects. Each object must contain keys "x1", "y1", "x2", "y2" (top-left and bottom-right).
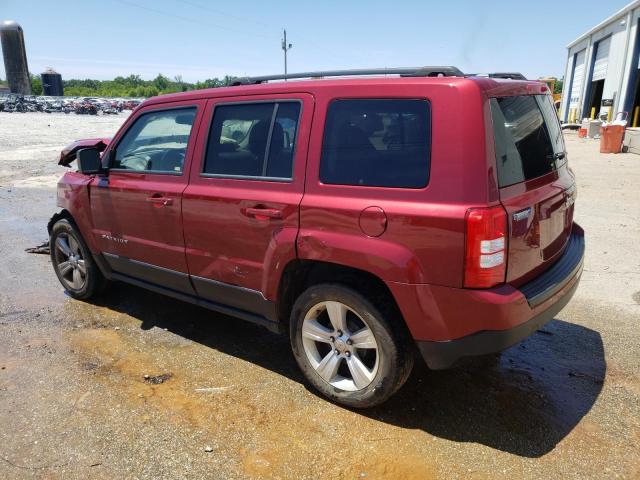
[
  {"x1": 53, "y1": 233, "x2": 87, "y2": 290},
  {"x1": 301, "y1": 301, "x2": 379, "y2": 392}
]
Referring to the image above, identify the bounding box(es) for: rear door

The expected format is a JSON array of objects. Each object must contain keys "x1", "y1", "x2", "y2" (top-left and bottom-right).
[
  {"x1": 182, "y1": 93, "x2": 313, "y2": 312},
  {"x1": 90, "y1": 100, "x2": 205, "y2": 293},
  {"x1": 490, "y1": 94, "x2": 576, "y2": 285}
]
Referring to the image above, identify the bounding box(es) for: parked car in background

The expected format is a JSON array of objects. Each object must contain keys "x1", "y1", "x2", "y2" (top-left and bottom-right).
[
  {"x1": 0, "y1": 94, "x2": 140, "y2": 115},
  {"x1": 48, "y1": 67, "x2": 584, "y2": 408}
]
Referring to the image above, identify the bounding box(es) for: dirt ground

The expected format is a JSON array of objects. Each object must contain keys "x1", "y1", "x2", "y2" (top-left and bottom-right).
[{"x1": 0, "y1": 112, "x2": 639, "y2": 479}]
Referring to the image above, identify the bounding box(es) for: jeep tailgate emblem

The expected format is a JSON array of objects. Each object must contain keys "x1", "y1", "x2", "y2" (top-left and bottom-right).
[{"x1": 513, "y1": 207, "x2": 532, "y2": 222}]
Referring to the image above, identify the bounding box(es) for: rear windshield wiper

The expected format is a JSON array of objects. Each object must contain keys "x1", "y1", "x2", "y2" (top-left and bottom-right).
[{"x1": 547, "y1": 152, "x2": 565, "y2": 162}]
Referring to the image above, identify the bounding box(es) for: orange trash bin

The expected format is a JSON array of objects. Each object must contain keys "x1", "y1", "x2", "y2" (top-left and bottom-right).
[{"x1": 599, "y1": 125, "x2": 625, "y2": 153}]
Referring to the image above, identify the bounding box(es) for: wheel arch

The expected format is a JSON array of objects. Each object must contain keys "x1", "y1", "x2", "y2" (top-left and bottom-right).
[
  {"x1": 47, "y1": 209, "x2": 74, "y2": 234},
  {"x1": 48, "y1": 209, "x2": 111, "y2": 278},
  {"x1": 276, "y1": 259, "x2": 412, "y2": 339}
]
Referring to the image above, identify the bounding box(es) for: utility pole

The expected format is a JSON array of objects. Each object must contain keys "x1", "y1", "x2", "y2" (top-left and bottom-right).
[{"x1": 281, "y1": 29, "x2": 292, "y2": 80}]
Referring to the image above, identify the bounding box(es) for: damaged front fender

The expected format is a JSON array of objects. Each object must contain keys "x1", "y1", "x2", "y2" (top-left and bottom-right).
[
  {"x1": 47, "y1": 210, "x2": 71, "y2": 234},
  {"x1": 59, "y1": 138, "x2": 110, "y2": 167}
]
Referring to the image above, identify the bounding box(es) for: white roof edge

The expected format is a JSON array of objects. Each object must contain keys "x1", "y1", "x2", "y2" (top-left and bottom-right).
[{"x1": 566, "y1": 0, "x2": 640, "y2": 48}]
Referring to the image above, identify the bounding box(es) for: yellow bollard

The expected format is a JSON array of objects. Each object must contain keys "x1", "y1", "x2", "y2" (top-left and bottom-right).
[
  {"x1": 608, "y1": 108, "x2": 612, "y2": 121},
  {"x1": 633, "y1": 106, "x2": 639, "y2": 128},
  {"x1": 591, "y1": 107, "x2": 596, "y2": 119}
]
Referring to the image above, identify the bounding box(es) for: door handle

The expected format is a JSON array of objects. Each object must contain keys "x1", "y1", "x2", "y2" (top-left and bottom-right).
[
  {"x1": 146, "y1": 195, "x2": 173, "y2": 206},
  {"x1": 243, "y1": 207, "x2": 283, "y2": 220}
]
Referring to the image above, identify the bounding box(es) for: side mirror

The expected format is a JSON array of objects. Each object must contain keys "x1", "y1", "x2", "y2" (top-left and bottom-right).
[{"x1": 76, "y1": 148, "x2": 102, "y2": 175}]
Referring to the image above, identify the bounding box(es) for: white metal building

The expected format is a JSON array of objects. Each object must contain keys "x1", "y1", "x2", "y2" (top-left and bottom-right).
[{"x1": 560, "y1": 0, "x2": 640, "y2": 125}]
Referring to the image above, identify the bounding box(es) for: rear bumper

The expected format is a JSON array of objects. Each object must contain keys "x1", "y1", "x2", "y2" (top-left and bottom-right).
[
  {"x1": 389, "y1": 223, "x2": 584, "y2": 369},
  {"x1": 416, "y1": 271, "x2": 580, "y2": 369}
]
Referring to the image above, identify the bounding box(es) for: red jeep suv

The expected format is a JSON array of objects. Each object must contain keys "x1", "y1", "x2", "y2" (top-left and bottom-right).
[{"x1": 49, "y1": 67, "x2": 584, "y2": 408}]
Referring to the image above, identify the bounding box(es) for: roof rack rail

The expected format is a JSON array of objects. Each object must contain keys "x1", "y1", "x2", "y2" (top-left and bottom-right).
[
  {"x1": 230, "y1": 66, "x2": 464, "y2": 85},
  {"x1": 469, "y1": 72, "x2": 527, "y2": 80}
]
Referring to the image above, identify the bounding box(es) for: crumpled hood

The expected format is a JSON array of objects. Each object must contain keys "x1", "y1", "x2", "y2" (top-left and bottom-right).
[{"x1": 59, "y1": 138, "x2": 110, "y2": 167}]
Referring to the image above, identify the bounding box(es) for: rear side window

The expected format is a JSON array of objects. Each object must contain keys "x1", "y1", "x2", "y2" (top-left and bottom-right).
[
  {"x1": 320, "y1": 99, "x2": 431, "y2": 188},
  {"x1": 204, "y1": 101, "x2": 301, "y2": 179},
  {"x1": 490, "y1": 95, "x2": 565, "y2": 188}
]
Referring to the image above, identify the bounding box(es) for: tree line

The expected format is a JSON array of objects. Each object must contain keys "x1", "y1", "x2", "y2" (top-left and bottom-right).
[
  {"x1": 25, "y1": 73, "x2": 238, "y2": 97},
  {"x1": 7, "y1": 73, "x2": 566, "y2": 97}
]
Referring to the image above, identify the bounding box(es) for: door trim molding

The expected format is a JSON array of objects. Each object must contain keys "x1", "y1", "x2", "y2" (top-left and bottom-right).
[
  {"x1": 103, "y1": 253, "x2": 195, "y2": 295},
  {"x1": 98, "y1": 253, "x2": 281, "y2": 332},
  {"x1": 190, "y1": 275, "x2": 277, "y2": 321}
]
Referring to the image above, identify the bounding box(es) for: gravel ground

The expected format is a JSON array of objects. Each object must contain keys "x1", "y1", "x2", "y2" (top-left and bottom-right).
[{"x1": 0, "y1": 113, "x2": 639, "y2": 479}]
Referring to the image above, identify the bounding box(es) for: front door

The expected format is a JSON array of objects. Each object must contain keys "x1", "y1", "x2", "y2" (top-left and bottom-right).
[
  {"x1": 182, "y1": 94, "x2": 313, "y2": 316},
  {"x1": 90, "y1": 101, "x2": 205, "y2": 293}
]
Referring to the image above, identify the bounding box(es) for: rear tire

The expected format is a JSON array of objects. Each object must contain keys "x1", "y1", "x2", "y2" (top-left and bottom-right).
[
  {"x1": 50, "y1": 219, "x2": 107, "y2": 300},
  {"x1": 290, "y1": 284, "x2": 413, "y2": 408}
]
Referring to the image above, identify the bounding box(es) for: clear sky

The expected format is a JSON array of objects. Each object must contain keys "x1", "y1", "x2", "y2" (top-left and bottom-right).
[{"x1": 0, "y1": 0, "x2": 633, "y2": 82}]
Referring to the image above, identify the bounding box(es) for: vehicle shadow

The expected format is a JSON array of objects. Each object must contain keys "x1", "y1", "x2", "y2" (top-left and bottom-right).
[
  {"x1": 367, "y1": 319, "x2": 606, "y2": 458},
  {"x1": 93, "y1": 283, "x2": 606, "y2": 458}
]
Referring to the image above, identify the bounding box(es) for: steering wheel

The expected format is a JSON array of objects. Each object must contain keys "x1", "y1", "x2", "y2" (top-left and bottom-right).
[{"x1": 155, "y1": 149, "x2": 186, "y2": 172}]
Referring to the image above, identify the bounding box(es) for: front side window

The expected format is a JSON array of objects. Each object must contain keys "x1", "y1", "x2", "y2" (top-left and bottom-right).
[
  {"x1": 320, "y1": 99, "x2": 431, "y2": 188},
  {"x1": 112, "y1": 107, "x2": 196, "y2": 174},
  {"x1": 204, "y1": 101, "x2": 301, "y2": 179},
  {"x1": 490, "y1": 95, "x2": 566, "y2": 188}
]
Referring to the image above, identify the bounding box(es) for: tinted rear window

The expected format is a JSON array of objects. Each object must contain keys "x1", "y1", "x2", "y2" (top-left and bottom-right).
[
  {"x1": 490, "y1": 95, "x2": 565, "y2": 188},
  {"x1": 320, "y1": 99, "x2": 431, "y2": 188}
]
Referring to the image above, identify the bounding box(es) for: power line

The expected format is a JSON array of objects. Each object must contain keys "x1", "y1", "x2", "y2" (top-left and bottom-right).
[
  {"x1": 174, "y1": 0, "x2": 274, "y2": 31},
  {"x1": 115, "y1": 0, "x2": 357, "y2": 72},
  {"x1": 170, "y1": 0, "x2": 356, "y2": 65},
  {"x1": 114, "y1": 0, "x2": 276, "y2": 40}
]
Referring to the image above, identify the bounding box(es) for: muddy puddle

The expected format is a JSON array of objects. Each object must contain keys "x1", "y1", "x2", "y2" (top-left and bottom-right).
[{"x1": 64, "y1": 325, "x2": 445, "y2": 479}]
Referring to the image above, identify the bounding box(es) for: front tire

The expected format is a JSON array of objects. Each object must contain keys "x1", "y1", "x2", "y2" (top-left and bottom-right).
[
  {"x1": 290, "y1": 284, "x2": 413, "y2": 408},
  {"x1": 50, "y1": 219, "x2": 107, "y2": 300}
]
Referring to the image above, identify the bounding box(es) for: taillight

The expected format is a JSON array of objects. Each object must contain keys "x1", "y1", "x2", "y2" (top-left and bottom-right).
[{"x1": 464, "y1": 206, "x2": 508, "y2": 288}]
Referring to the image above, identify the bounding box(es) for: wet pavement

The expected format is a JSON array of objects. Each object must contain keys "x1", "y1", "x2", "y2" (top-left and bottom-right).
[{"x1": 1, "y1": 114, "x2": 639, "y2": 479}]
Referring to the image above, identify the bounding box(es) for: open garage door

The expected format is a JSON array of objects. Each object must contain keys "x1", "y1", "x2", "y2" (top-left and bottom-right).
[
  {"x1": 568, "y1": 49, "x2": 586, "y2": 122},
  {"x1": 587, "y1": 37, "x2": 611, "y2": 119},
  {"x1": 592, "y1": 37, "x2": 611, "y2": 81}
]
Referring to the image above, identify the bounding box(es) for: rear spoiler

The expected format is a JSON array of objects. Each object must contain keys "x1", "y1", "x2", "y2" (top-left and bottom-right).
[{"x1": 59, "y1": 138, "x2": 110, "y2": 167}]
